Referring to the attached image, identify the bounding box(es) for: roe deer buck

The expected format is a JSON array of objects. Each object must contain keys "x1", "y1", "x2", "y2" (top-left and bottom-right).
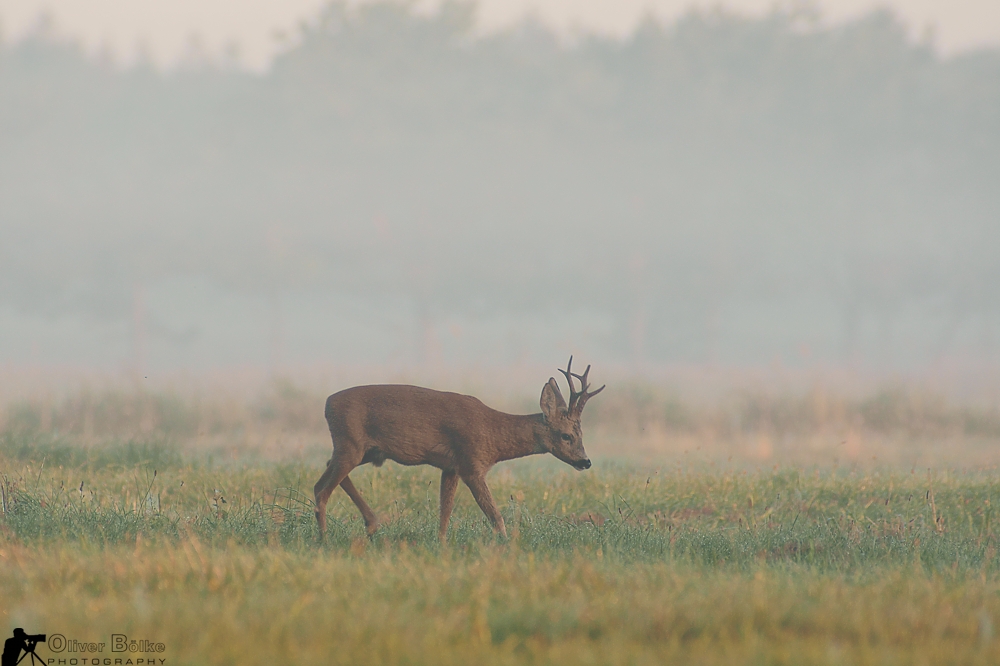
[{"x1": 314, "y1": 357, "x2": 604, "y2": 540}]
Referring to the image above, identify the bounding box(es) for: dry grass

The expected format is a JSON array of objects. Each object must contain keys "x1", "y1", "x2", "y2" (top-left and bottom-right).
[
  {"x1": 2, "y1": 384, "x2": 1000, "y2": 664},
  {"x1": 2, "y1": 446, "x2": 1000, "y2": 664},
  {"x1": 3, "y1": 541, "x2": 999, "y2": 666}
]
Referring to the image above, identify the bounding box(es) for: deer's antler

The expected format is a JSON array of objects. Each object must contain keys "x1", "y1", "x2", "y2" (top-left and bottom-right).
[
  {"x1": 559, "y1": 356, "x2": 605, "y2": 415},
  {"x1": 559, "y1": 356, "x2": 580, "y2": 411}
]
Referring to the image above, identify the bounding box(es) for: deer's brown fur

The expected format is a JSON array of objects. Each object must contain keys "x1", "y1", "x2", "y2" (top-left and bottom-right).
[{"x1": 314, "y1": 357, "x2": 604, "y2": 540}]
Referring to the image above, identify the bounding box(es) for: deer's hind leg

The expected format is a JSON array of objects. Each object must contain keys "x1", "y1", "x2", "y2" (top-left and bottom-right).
[
  {"x1": 340, "y1": 475, "x2": 379, "y2": 536},
  {"x1": 314, "y1": 451, "x2": 362, "y2": 538}
]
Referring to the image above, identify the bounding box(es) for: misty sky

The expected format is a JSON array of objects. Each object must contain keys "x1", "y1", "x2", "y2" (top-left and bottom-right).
[
  {"x1": 1, "y1": 0, "x2": 998, "y2": 379},
  {"x1": 1, "y1": 0, "x2": 999, "y2": 69}
]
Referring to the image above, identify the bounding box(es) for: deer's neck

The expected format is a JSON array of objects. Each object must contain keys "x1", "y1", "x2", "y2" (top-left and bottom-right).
[{"x1": 494, "y1": 413, "x2": 549, "y2": 463}]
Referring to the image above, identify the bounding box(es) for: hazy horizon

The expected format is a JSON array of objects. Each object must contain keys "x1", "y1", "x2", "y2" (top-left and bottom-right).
[
  {"x1": 2, "y1": 0, "x2": 999, "y2": 70},
  {"x1": 1, "y1": 0, "x2": 998, "y2": 401}
]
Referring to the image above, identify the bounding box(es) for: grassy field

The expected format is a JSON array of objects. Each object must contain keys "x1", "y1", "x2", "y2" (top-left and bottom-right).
[{"x1": 2, "y1": 385, "x2": 1000, "y2": 664}]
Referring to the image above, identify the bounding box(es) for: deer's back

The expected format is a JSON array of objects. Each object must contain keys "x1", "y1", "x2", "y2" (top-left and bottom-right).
[{"x1": 324, "y1": 384, "x2": 498, "y2": 468}]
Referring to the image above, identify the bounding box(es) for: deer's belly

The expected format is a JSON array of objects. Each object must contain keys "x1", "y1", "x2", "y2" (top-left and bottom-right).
[{"x1": 387, "y1": 446, "x2": 455, "y2": 469}]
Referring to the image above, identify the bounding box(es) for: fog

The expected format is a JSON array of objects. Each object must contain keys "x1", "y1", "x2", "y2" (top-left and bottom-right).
[{"x1": 1, "y1": 2, "x2": 999, "y2": 393}]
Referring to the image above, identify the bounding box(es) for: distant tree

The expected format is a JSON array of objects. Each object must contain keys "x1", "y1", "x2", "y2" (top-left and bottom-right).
[{"x1": 0, "y1": 2, "x2": 997, "y2": 366}]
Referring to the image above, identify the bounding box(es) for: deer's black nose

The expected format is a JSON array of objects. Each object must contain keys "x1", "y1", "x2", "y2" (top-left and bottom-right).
[{"x1": 574, "y1": 459, "x2": 592, "y2": 470}]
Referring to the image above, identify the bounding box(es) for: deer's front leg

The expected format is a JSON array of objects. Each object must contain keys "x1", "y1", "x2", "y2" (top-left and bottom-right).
[
  {"x1": 462, "y1": 472, "x2": 507, "y2": 539},
  {"x1": 439, "y1": 469, "x2": 460, "y2": 542}
]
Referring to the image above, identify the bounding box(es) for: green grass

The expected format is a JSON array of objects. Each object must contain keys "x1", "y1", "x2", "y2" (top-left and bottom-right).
[{"x1": 2, "y1": 443, "x2": 1000, "y2": 664}]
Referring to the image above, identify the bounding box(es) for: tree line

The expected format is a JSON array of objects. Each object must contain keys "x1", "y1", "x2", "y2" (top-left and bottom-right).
[{"x1": 1, "y1": 2, "x2": 998, "y2": 367}]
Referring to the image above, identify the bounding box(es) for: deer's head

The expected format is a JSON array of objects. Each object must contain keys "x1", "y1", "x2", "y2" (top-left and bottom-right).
[{"x1": 539, "y1": 356, "x2": 605, "y2": 470}]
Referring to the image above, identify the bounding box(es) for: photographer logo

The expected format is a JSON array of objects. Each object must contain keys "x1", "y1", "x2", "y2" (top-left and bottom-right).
[
  {"x1": 3, "y1": 630, "x2": 165, "y2": 665},
  {"x1": 3, "y1": 629, "x2": 46, "y2": 666}
]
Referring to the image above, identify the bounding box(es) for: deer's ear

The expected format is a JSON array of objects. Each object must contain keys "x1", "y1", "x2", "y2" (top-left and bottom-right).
[{"x1": 540, "y1": 378, "x2": 567, "y2": 420}]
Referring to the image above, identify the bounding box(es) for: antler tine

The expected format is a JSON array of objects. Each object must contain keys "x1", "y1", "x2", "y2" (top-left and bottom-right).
[
  {"x1": 571, "y1": 365, "x2": 605, "y2": 413},
  {"x1": 559, "y1": 356, "x2": 582, "y2": 411},
  {"x1": 570, "y1": 364, "x2": 592, "y2": 391}
]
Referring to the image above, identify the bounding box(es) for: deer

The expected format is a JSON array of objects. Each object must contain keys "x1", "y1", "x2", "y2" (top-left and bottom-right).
[{"x1": 314, "y1": 357, "x2": 604, "y2": 541}]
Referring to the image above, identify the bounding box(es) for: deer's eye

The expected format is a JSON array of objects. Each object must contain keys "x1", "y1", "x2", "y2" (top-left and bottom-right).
[{"x1": 560, "y1": 433, "x2": 572, "y2": 442}]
